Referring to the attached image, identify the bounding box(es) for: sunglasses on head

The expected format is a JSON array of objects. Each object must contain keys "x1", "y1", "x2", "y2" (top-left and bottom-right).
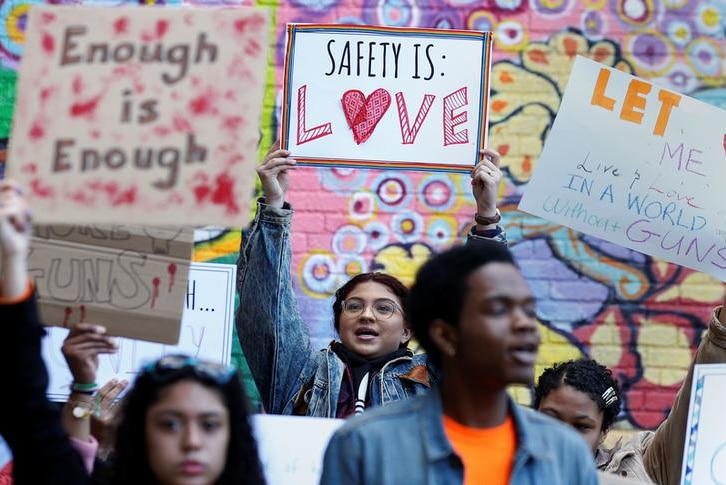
[{"x1": 143, "y1": 355, "x2": 236, "y2": 385}]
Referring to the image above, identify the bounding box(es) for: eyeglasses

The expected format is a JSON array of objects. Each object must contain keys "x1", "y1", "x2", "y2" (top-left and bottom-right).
[
  {"x1": 341, "y1": 298, "x2": 403, "y2": 320},
  {"x1": 143, "y1": 355, "x2": 236, "y2": 385}
]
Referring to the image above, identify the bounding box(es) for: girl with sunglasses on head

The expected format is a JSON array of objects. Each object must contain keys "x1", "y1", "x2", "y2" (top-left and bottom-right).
[
  {"x1": 236, "y1": 141, "x2": 508, "y2": 418},
  {"x1": 0, "y1": 180, "x2": 265, "y2": 485},
  {"x1": 534, "y1": 286, "x2": 726, "y2": 485}
]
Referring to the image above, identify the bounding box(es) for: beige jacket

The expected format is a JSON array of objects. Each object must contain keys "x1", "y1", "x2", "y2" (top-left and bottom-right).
[{"x1": 595, "y1": 306, "x2": 726, "y2": 485}]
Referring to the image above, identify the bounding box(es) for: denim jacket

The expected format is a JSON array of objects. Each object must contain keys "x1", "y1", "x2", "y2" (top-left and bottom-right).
[
  {"x1": 320, "y1": 390, "x2": 600, "y2": 485},
  {"x1": 235, "y1": 200, "x2": 508, "y2": 417}
]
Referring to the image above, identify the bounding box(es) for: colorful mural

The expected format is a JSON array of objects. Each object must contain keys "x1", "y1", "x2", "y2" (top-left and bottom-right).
[{"x1": 0, "y1": 0, "x2": 724, "y2": 430}]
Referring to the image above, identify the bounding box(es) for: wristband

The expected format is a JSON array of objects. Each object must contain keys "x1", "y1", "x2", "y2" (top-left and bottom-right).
[
  {"x1": 71, "y1": 382, "x2": 99, "y2": 395},
  {"x1": 474, "y1": 209, "x2": 501, "y2": 226}
]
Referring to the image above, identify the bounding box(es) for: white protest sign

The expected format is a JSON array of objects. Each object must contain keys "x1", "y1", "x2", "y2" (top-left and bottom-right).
[
  {"x1": 681, "y1": 364, "x2": 726, "y2": 485},
  {"x1": 281, "y1": 24, "x2": 492, "y2": 172},
  {"x1": 42, "y1": 262, "x2": 236, "y2": 401},
  {"x1": 8, "y1": 5, "x2": 269, "y2": 226},
  {"x1": 519, "y1": 56, "x2": 726, "y2": 281},
  {"x1": 252, "y1": 414, "x2": 343, "y2": 485}
]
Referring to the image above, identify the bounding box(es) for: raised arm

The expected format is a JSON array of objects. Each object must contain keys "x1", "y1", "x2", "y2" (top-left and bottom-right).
[
  {"x1": 0, "y1": 180, "x2": 30, "y2": 299},
  {"x1": 0, "y1": 180, "x2": 89, "y2": 484},
  {"x1": 60, "y1": 322, "x2": 118, "y2": 470},
  {"x1": 468, "y1": 147, "x2": 508, "y2": 245},
  {"x1": 642, "y1": 284, "x2": 726, "y2": 485},
  {"x1": 235, "y1": 141, "x2": 321, "y2": 414}
]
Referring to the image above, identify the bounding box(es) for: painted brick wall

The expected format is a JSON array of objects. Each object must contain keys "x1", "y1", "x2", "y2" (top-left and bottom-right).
[{"x1": 1, "y1": 0, "x2": 725, "y2": 431}]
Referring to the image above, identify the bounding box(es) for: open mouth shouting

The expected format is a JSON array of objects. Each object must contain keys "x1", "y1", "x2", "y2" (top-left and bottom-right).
[{"x1": 355, "y1": 326, "x2": 380, "y2": 341}]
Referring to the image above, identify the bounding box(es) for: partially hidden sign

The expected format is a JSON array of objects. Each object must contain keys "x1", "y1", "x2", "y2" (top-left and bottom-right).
[
  {"x1": 281, "y1": 24, "x2": 493, "y2": 172},
  {"x1": 7, "y1": 5, "x2": 269, "y2": 226},
  {"x1": 681, "y1": 364, "x2": 726, "y2": 485},
  {"x1": 519, "y1": 56, "x2": 726, "y2": 281},
  {"x1": 42, "y1": 262, "x2": 236, "y2": 401},
  {"x1": 28, "y1": 224, "x2": 193, "y2": 344}
]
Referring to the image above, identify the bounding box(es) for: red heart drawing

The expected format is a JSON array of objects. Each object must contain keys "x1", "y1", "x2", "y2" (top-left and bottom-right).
[{"x1": 341, "y1": 89, "x2": 391, "y2": 145}]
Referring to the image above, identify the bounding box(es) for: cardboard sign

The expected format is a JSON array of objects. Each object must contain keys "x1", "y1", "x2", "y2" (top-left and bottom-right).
[
  {"x1": 7, "y1": 5, "x2": 269, "y2": 226},
  {"x1": 42, "y1": 262, "x2": 236, "y2": 401},
  {"x1": 28, "y1": 224, "x2": 193, "y2": 344},
  {"x1": 519, "y1": 56, "x2": 726, "y2": 281},
  {"x1": 681, "y1": 364, "x2": 726, "y2": 485},
  {"x1": 252, "y1": 415, "x2": 343, "y2": 485},
  {"x1": 281, "y1": 24, "x2": 492, "y2": 172}
]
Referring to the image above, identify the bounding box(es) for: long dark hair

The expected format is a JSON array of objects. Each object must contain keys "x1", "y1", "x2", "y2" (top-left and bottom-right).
[{"x1": 111, "y1": 358, "x2": 266, "y2": 485}]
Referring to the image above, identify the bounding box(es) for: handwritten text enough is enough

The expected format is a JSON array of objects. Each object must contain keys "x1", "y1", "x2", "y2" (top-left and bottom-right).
[{"x1": 59, "y1": 27, "x2": 219, "y2": 85}]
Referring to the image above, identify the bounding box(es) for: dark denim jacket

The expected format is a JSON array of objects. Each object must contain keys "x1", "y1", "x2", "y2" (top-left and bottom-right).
[
  {"x1": 321, "y1": 390, "x2": 600, "y2": 484},
  {"x1": 235, "y1": 200, "x2": 508, "y2": 417}
]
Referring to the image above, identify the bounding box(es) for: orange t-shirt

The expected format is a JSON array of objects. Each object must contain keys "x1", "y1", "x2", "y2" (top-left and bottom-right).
[{"x1": 443, "y1": 414, "x2": 517, "y2": 485}]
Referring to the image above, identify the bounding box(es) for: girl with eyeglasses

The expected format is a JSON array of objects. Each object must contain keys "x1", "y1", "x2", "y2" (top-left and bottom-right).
[
  {"x1": 0, "y1": 179, "x2": 265, "y2": 485},
  {"x1": 236, "y1": 141, "x2": 508, "y2": 418}
]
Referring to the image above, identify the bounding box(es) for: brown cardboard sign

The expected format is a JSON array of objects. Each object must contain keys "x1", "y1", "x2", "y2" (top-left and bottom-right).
[
  {"x1": 7, "y1": 5, "x2": 269, "y2": 227},
  {"x1": 27, "y1": 224, "x2": 193, "y2": 344}
]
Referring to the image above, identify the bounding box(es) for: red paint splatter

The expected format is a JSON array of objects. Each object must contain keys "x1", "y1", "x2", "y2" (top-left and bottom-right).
[
  {"x1": 233, "y1": 15, "x2": 266, "y2": 34},
  {"x1": 114, "y1": 17, "x2": 128, "y2": 35},
  {"x1": 224, "y1": 90, "x2": 236, "y2": 101},
  {"x1": 29, "y1": 122, "x2": 45, "y2": 140},
  {"x1": 188, "y1": 91, "x2": 218, "y2": 116},
  {"x1": 226, "y1": 154, "x2": 245, "y2": 165},
  {"x1": 72, "y1": 76, "x2": 83, "y2": 95},
  {"x1": 154, "y1": 126, "x2": 171, "y2": 137},
  {"x1": 156, "y1": 20, "x2": 169, "y2": 38},
  {"x1": 222, "y1": 116, "x2": 243, "y2": 132},
  {"x1": 79, "y1": 304, "x2": 86, "y2": 322},
  {"x1": 63, "y1": 307, "x2": 72, "y2": 327},
  {"x1": 244, "y1": 39, "x2": 262, "y2": 57},
  {"x1": 70, "y1": 95, "x2": 103, "y2": 119},
  {"x1": 101, "y1": 181, "x2": 119, "y2": 196},
  {"x1": 193, "y1": 184, "x2": 211, "y2": 203},
  {"x1": 150, "y1": 277, "x2": 161, "y2": 309},
  {"x1": 167, "y1": 263, "x2": 177, "y2": 293},
  {"x1": 172, "y1": 114, "x2": 192, "y2": 133},
  {"x1": 497, "y1": 144, "x2": 510, "y2": 156},
  {"x1": 40, "y1": 87, "x2": 54, "y2": 101},
  {"x1": 41, "y1": 12, "x2": 55, "y2": 24},
  {"x1": 21, "y1": 163, "x2": 37, "y2": 174},
  {"x1": 90, "y1": 130, "x2": 101, "y2": 139},
  {"x1": 30, "y1": 178, "x2": 54, "y2": 198},
  {"x1": 69, "y1": 190, "x2": 94, "y2": 204},
  {"x1": 211, "y1": 172, "x2": 240, "y2": 215},
  {"x1": 111, "y1": 187, "x2": 137, "y2": 206},
  {"x1": 41, "y1": 32, "x2": 54, "y2": 55}
]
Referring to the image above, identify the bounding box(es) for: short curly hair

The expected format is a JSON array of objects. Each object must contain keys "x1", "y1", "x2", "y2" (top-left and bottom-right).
[
  {"x1": 406, "y1": 239, "x2": 516, "y2": 366},
  {"x1": 534, "y1": 358, "x2": 622, "y2": 431}
]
